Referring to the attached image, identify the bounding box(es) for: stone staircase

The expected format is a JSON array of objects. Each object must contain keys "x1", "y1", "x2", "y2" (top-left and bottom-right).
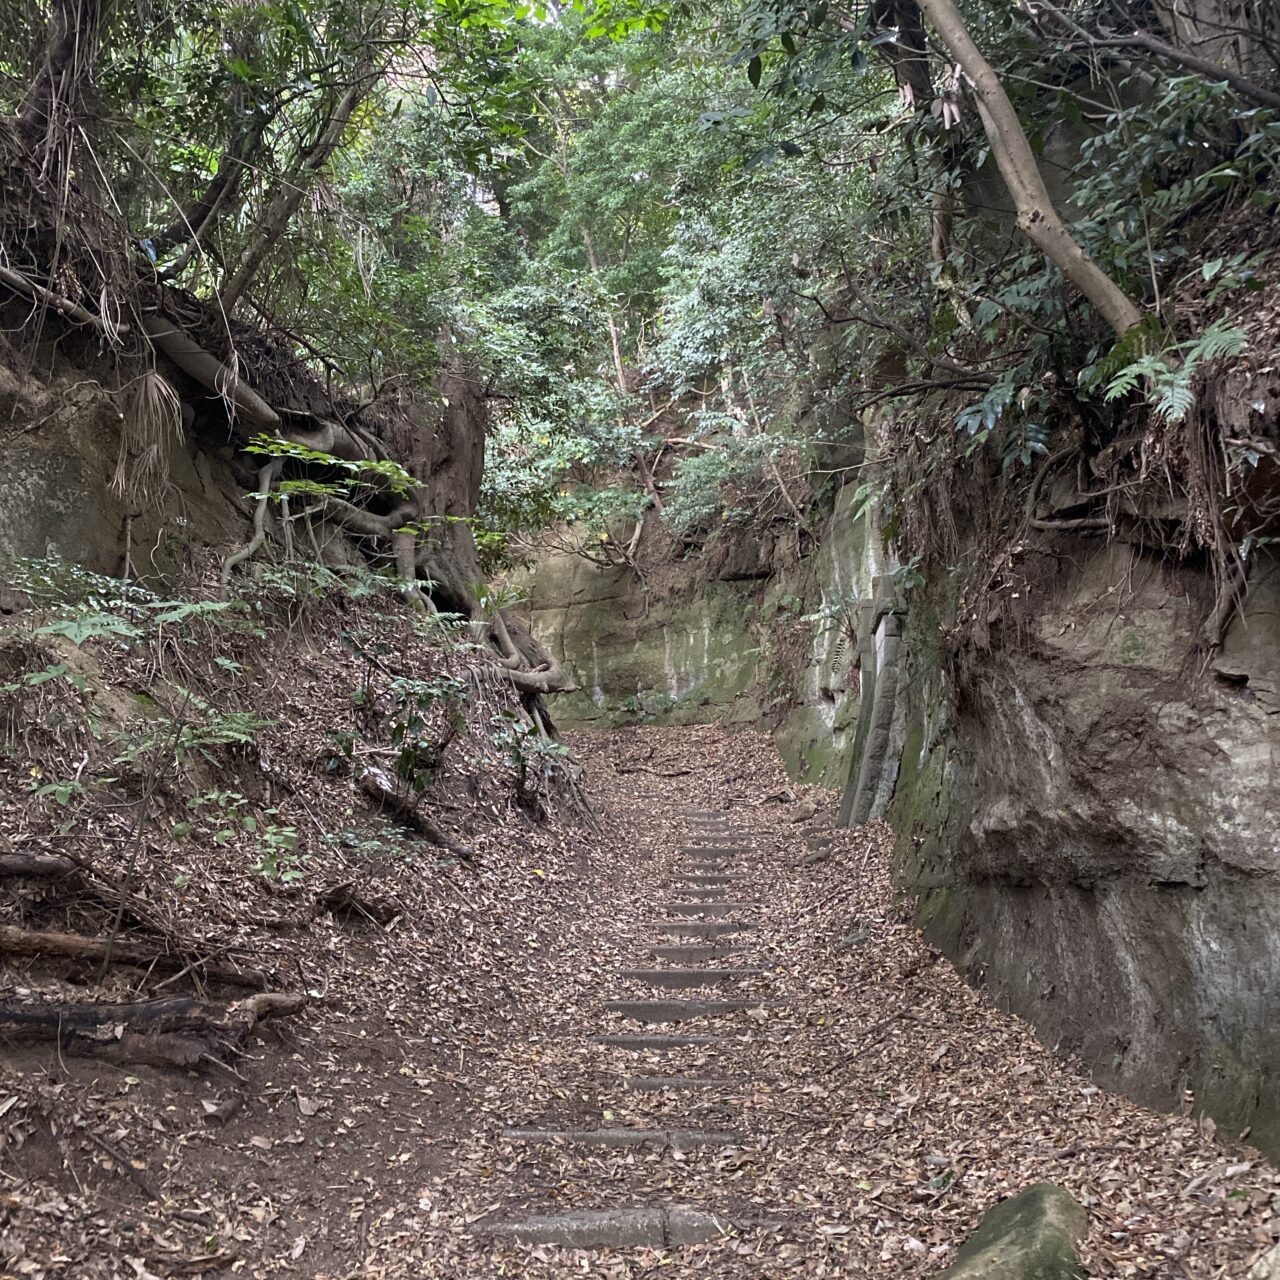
[{"x1": 473, "y1": 808, "x2": 782, "y2": 1250}]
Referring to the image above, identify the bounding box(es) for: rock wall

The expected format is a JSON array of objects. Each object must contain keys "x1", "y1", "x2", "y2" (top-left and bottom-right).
[
  {"x1": 889, "y1": 542, "x2": 1280, "y2": 1157},
  {"x1": 0, "y1": 348, "x2": 247, "y2": 586},
  {"x1": 522, "y1": 482, "x2": 887, "y2": 788}
]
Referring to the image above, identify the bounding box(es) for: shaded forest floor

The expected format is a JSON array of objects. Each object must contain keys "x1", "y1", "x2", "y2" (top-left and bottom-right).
[{"x1": 2, "y1": 724, "x2": 1278, "y2": 1278}]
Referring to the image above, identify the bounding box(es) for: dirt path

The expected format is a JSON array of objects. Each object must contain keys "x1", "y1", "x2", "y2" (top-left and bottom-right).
[
  {"x1": 354, "y1": 726, "x2": 1277, "y2": 1278},
  {"x1": 3, "y1": 726, "x2": 1276, "y2": 1277}
]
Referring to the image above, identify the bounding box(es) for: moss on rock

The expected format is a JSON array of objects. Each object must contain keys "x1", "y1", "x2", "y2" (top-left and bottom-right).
[{"x1": 933, "y1": 1183, "x2": 1086, "y2": 1279}]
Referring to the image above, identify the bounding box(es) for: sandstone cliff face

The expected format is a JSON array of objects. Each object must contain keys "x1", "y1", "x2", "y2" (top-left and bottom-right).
[
  {"x1": 0, "y1": 352, "x2": 245, "y2": 585},
  {"x1": 892, "y1": 542, "x2": 1280, "y2": 1156},
  {"x1": 521, "y1": 482, "x2": 884, "y2": 787}
]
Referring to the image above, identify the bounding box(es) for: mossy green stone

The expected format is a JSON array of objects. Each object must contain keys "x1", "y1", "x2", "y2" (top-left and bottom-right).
[{"x1": 933, "y1": 1184, "x2": 1086, "y2": 1279}]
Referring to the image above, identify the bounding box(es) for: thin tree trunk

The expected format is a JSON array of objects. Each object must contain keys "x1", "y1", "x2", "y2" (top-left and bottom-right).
[
  {"x1": 916, "y1": 0, "x2": 1143, "y2": 337},
  {"x1": 583, "y1": 230, "x2": 630, "y2": 394},
  {"x1": 220, "y1": 74, "x2": 371, "y2": 315},
  {"x1": 151, "y1": 108, "x2": 274, "y2": 257}
]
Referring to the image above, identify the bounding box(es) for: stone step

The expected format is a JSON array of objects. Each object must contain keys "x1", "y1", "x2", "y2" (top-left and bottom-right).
[
  {"x1": 659, "y1": 902, "x2": 749, "y2": 918},
  {"x1": 654, "y1": 920, "x2": 753, "y2": 938},
  {"x1": 670, "y1": 886, "x2": 740, "y2": 900},
  {"x1": 619, "y1": 968, "x2": 767, "y2": 989},
  {"x1": 623, "y1": 1074, "x2": 743, "y2": 1092},
  {"x1": 503, "y1": 1127, "x2": 739, "y2": 1150},
  {"x1": 593, "y1": 1032, "x2": 722, "y2": 1050},
  {"x1": 649, "y1": 942, "x2": 749, "y2": 963},
  {"x1": 679, "y1": 861, "x2": 739, "y2": 873},
  {"x1": 681, "y1": 838, "x2": 750, "y2": 849},
  {"x1": 605, "y1": 998, "x2": 772, "y2": 1023},
  {"x1": 672, "y1": 873, "x2": 749, "y2": 886},
  {"x1": 475, "y1": 1206, "x2": 761, "y2": 1248}
]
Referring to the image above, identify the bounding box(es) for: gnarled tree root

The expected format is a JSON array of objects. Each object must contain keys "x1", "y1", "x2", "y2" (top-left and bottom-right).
[
  {"x1": 0, "y1": 992, "x2": 305, "y2": 1071},
  {"x1": 221, "y1": 457, "x2": 282, "y2": 587},
  {"x1": 0, "y1": 924, "x2": 276, "y2": 989},
  {"x1": 488, "y1": 609, "x2": 574, "y2": 694}
]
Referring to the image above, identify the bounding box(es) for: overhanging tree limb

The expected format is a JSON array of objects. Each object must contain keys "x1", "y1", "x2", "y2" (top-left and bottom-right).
[{"x1": 915, "y1": 0, "x2": 1144, "y2": 337}]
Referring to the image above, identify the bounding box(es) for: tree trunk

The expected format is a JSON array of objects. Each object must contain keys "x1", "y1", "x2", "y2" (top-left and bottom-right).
[
  {"x1": 220, "y1": 73, "x2": 372, "y2": 315},
  {"x1": 151, "y1": 106, "x2": 275, "y2": 257},
  {"x1": 583, "y1": 231, "x2": 630, "y2": 394},
  {"x1": 916, "y1": 0, "x2": 1143, "y2": 337}
]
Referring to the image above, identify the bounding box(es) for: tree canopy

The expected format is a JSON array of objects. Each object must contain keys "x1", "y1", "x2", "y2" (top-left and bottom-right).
[{"x1": 3, "y1": 0, "x2": 1278, "y2": 639}]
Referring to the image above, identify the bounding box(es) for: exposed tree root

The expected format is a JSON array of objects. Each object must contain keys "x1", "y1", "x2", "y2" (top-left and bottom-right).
[
  {"x1": 489, "y1": 610, "x2": 573, "y2": 694},
  {"x1": 0, "y1": 263, "x2": 128, "y2": 339},
  {"x1": 0, "y1": 992, "x2": 305, "y2": 1071},
  {"x1": 0, "y1": 924, "x2": 276, "y2": 989},
  {"x1": 138, "y1": 305, "x2": 575, "y2": 700},
  {"x1": 221, "y1": 458, "x2": 282, "y2": 587},
  {"x1": 1205, "y1": 550, "x2": 1249, "y2": 651},
  {"x1": 142, "y1": 313, "x2": 280, "y2": 430}
]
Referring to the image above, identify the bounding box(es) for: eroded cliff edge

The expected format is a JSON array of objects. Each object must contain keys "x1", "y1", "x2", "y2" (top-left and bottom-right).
[{"x1": 892, "y1": 541, "x2": 1280, "y2": 1155}]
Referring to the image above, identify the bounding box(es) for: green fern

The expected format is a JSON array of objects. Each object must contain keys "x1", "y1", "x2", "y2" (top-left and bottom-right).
[{"x1": 1103, "y1": 320, "x2": 1247, "y2": 423}]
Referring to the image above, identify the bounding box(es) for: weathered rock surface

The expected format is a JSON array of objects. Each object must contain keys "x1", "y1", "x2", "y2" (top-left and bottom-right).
[
  {"x1": 519, "y1": 480, "x2": 881, "y2": 786},
  {"x1": 931, "y1": 1183, "x2": 1085, "y2": 1279},
  {"x1": 892, "y1": 541, "x2": 1280, "y2": 1156}
]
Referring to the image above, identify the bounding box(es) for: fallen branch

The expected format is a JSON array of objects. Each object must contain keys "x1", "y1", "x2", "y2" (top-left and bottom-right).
[
  {"x1": 0, "y1": 992, "x2": 305, "y2": 1071},
  {"x1": 83, "y1": 1128, "x2": 164, "y2": 1202},
  {"x1": 615, "y1": 765, "x2": 694, "y2": 777},
  {"x1": 314, "y1": 881, "x2": 400, "y2": 926},
  {"x1": 0, "y1": 924, "x2": 275, "y2": 989},
  {"x1": 356, "y1": 768, "x2": 471, "y2": 856},
  {"x1": 0, "y1": 852, "x2": 81, "y2": 878},
  {"x1": 838, "y1": 1009, "x2": 928, "y2": 1064}
]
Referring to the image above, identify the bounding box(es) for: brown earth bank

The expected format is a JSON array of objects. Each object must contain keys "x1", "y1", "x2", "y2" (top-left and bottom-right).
[{"x1": 2, "y1": 723, "x2": 1277, "y2": 1278}]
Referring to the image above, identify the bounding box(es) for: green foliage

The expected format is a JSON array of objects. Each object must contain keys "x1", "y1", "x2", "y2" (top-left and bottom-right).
[
  {"x1": 244, "y1": 436, "x2": 418, "y2": 500},
  {"x1": 386, "y1": 673, "x2": 468, "y2": 791},
  {"x1": 115, "y1": 699, "x2": 272, "y2": 768},
  {"x1": 1100, "y1": 321, "x2": 1248, "y2": 423},
  {"x1": 175, "y1": 789, "x2": 303, "y2": 881},
  {"x1": 322, "y1": 818, "x2": 416, "y2": 862},
  {"x1": 489, "y1": 709, "x2": 571, "y2": 808},
  {"x1": 1, "y1": 662, "x2": 87, "y2": 695}
]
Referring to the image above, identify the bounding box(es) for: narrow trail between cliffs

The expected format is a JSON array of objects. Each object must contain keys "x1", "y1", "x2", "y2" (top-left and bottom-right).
[{"x1": 365, "y1": 726, "x2": 1277, "y2": 1279}]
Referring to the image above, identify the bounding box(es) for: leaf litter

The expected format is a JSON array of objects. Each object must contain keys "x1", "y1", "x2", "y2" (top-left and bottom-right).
[{"x1": 1, "y1": 710, "x2": 1276, "y2": 1277}]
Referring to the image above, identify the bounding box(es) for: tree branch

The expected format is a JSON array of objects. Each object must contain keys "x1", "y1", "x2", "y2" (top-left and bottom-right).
[{"x1": 916, "y1": 0, "x2": 1143, "y2": 337}]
